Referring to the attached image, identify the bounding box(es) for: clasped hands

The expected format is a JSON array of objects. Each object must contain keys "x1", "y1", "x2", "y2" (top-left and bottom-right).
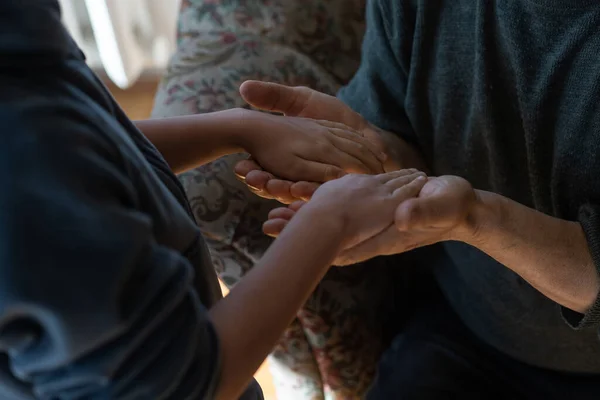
[{"x1": 235, "y1": 81, "x2": 480, "y2": 265}]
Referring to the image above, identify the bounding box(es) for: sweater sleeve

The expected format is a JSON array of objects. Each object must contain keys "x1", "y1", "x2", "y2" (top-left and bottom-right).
[
  {"x1": 561, "y1": 204, "x2": 600, "y2": 330},
  {"x1": 0, "y1": 109, "x2": 222, "y2": 400},
  {"x1": 336, "y1": 0, "x2": 418, "y2": 146}
]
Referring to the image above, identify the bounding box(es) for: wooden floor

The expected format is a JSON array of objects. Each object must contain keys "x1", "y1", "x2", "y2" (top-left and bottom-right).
[
  {"x1": 104, "y1": 77, "x2": 160, "y2": 120},
  {"x1": 109, "y1": 76, "x2": 278, "y2": 399}
]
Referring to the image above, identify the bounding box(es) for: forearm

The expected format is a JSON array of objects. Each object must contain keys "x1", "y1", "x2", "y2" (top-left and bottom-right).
[
  {"x1": 463, "y1": 190, "x2": 600, "y2": 313},
  {"x1": 135, "y1": 109, "x2": 252, "y2": 174},
  {"x1": 209, "y1": 207, "x2": 345, "y2": 400}
]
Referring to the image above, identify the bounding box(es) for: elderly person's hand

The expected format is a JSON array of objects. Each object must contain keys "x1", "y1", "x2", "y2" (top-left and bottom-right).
[
  {"x1": 264, "y1": 175, "x2": 478, "y2": 265},
  {"x1": 235, "y1": 81, "x2": 426, "y2": 204}
]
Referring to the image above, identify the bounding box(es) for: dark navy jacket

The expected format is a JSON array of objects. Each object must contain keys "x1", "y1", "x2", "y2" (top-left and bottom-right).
[{"x1": 0, "y1": 1, "x2": 261, "y2": 398}]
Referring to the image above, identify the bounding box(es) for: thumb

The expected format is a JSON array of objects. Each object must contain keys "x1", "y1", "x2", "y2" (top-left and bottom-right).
[
  {"x1": 239, "y1": 80, "x2": 311, "y2": 116},
  {"x1": 395, "y1": 196, "x2": 455, "y2": 231},
  {"x1": 263, "y1": 219, "x2": 289, "y2": 237}
]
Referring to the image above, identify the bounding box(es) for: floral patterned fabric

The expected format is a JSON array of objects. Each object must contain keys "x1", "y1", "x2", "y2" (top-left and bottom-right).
[{"x1": 151, "y1": 0, "x2": 399, "y2": 398}]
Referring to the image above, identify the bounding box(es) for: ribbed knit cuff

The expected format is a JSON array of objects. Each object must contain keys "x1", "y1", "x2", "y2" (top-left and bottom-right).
[{"x1": 561, "y1": 204, "x2": 600, "y2": 329}]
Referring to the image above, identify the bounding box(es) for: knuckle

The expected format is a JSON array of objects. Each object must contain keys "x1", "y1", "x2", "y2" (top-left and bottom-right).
[
  {"x1": 352, "y1": 141, "x2": 369, "y2": 155},
  {"x1": 315, "y1": 120, "x2": 335, "y2": 129},
  {"x1": 331, "y1": 122, "x2": 350, "y2": 131}
]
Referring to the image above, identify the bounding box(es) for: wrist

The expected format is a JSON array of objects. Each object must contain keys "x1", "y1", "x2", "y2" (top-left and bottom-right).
[
  {"x1": 224, "y1": 108, "x2": 275, "y2": 154},
  {"x1": 297, "y1": 202, "x2": 348, "y2": 247},
  {"x1": 456, "y1": 189, "x2": 501, "y2": 247},
  {"x1": 216, "y1": 108, "x2": 260, "y2": 153}
]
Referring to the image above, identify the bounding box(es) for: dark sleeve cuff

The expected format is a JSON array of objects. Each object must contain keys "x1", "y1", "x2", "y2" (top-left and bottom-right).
[{"x1": 561, "y1": 203, "x2": 600, "y2": 329}]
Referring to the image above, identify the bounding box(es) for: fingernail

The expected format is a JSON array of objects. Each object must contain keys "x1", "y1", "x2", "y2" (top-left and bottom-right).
[{"x1": 416, "y1": 176, "x2": 426, "y2": 181}]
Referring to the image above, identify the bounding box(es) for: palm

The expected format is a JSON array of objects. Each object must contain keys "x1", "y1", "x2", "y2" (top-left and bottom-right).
[
  {"x1": 237, "y1": 81, "x2": 385, "y2": 202},
  {"x1": 264, "y1": 174, "x2": 477, "y2": 266},
  {"x1": 334, "y1": 175, "x2": 476, "y2": 266},
  {"x1": 414, "y1": 176, "x2": 475, "y2": 229}
]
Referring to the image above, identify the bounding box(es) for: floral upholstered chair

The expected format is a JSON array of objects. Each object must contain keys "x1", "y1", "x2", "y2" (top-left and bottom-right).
[{"x1": 152, "y1": 0, "x2": 399, "y2": 398}]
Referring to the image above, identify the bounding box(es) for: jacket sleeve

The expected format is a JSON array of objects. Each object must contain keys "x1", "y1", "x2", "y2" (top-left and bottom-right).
[{"x1": 0, "y1": 108, "x2": 221, "y2": 400}]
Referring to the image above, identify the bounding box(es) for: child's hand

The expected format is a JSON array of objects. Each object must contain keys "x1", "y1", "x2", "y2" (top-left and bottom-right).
[
  {"x1": 264, "y1": 169, "x2": 427, "y2": 254},
  {"x1": 240, "y1": 112, "x2": 387, "y2": 183}
]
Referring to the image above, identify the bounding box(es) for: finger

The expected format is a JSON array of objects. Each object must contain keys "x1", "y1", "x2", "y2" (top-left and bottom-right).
[
  {"x1": 376, "y1": 168, "x2": 420, "y2": 183},
  {"x1": 268, "y1": 207, "x2": 296, "y2": 221},
  {"x1": 326, "y1": 130, "x2": 385, "y2": 174},
  {"x1": 263, "y1": 219, "x2": 289, "y2": 237},
  {"x1": 290, "y1": 182, "x2": 320, "y2": 200},
  {"x1": 320, "y1": 122, "x2": 387, "y2": 162},
  {"x1": 242, "y1": 169, "x2": 280, "y2": 200},
  {"x1": 390, "y1": 175, "x2": 427, "y2": 199},
  {"x1": 234, "y1": 158, "x2": 265, "y2": 180},
  {"x1": 323, "y1": 147, "x2": 376, "y2": 175},
  {"x1": 246, "y1": 186, "x2": 274, "y2": 200},
  {"x1": 265, "y1": 203, "x2": 305, "y2": 237},
  {"x1": 245, "y1": 169, "x2": 275, "y2": 192},
  {"x1": 288, "y1": 200, "x2": 306, "y2": 212},
  {"x1": 295, "y1": 140, "x2": 370, "y2": 176},
  {"x1": 265, "y1": 179, "x2": 297, "y2": 204},
  {"x1": 240, "y1": 80, "x2": 312, "y2": 116},
  {"x1": 289, "y1": 159, "x2": 346, "y2": 182},
  {"x1": 386, "y1": 172, "x2": 427, "y2": 191},
  {"x1": 316, "y1": 119, "x2": 364, "y2": 135}
]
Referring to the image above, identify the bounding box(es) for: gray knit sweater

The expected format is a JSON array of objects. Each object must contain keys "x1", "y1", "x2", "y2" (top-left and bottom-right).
[{"x1": 339, "y1": 0, "x2": 600, "y2": 373}]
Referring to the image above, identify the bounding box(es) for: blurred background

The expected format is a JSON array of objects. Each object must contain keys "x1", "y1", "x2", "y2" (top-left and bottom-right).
[
  {"x1": 58, "y1": 0, "x2": 180, "y2": 88},
  {"x1": 57, "y1": 0, "x2": 180, "y2": 119}
]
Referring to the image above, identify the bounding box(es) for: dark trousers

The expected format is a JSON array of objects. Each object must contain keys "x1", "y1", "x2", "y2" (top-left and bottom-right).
[{"x1": 366, "y1": 281, "x2": 600, "y2": 400}]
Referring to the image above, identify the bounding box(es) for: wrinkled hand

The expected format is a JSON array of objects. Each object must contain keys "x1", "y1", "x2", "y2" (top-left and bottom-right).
[
  {"x1": 235, "y1": 81, "x2": 390, "y2": 204},
  {"x1": 279, "y1": 170, "x2": 427, "y2": 249},
  {"x1": 264, "y1": 175, "x2": 478, "y2": 265}
]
